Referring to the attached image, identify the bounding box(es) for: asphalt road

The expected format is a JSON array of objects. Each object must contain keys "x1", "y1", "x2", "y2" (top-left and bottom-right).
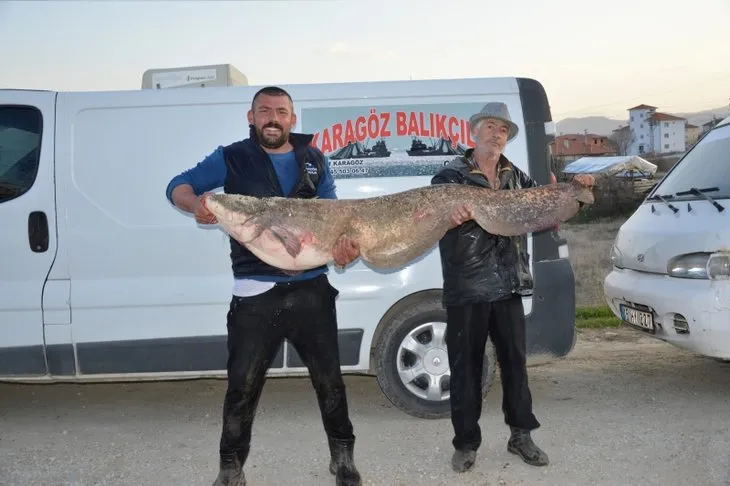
[{"x1": 1, "y1": 327, "x2": 729, "y2": 486}]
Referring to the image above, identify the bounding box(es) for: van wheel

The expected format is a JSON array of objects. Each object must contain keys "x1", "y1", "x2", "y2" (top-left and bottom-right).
[{"x1": 373, "y1": 293, "x2": 496, "y2": 419}]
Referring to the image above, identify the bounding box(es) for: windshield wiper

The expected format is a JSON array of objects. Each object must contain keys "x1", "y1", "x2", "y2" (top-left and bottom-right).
[
  {"x1": 647, "y1": 193, "x2": 678, "y2": 213},
  {"x1": 675, "y1": 186, "x2": 725, "y2": 213}
]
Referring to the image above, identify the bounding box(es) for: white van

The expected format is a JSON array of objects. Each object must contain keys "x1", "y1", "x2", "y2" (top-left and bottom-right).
[
  {"x1": 0, "y1": 76, "x2": 576, "y2": 419},
  {"x1": 604, "y1": 115, "x2": 730, "y2": 360}
]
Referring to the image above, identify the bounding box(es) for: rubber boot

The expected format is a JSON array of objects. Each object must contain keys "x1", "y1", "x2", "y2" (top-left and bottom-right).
[
  {"x1": 507, "y1": 426, "x2": 549, "y2": 466},
  {"x1": 328, "y1": 437, "x2": 362, "y2": 486},
  {"x1": 212, "y1": 447, "x2": 249, "y2": 486},
  {"x1": 451, "y1": 449, "x2": 477, "y2": 473}
]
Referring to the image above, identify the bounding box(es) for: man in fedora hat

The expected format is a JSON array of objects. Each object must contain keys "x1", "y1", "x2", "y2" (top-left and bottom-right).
[{"x1": 431, "y1": 102, "x2": 592, "y2": 473}]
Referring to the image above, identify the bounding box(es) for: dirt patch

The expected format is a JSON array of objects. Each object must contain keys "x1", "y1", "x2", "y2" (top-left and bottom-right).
[
  {"x1": 548, "y1": 325, "x2": 704, "y2": 375},
  {"x1": 2, "y1": 325, "x2": 727, "y2": 486}
]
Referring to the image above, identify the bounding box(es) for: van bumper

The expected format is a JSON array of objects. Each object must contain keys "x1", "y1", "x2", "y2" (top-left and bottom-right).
[{"x1": 604, "y1": 268, "x2": 730, "y2": 359}]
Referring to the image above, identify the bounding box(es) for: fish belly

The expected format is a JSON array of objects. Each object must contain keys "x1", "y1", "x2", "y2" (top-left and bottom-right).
[
  {"x1": 247, "y1": 241, "x2": 329, "y2": 271},
  {"x1": 235, "y1": 223, "x2": 331, "y2": 271}
]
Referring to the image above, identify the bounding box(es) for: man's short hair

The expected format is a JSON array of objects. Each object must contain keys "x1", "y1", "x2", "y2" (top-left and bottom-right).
[{"x1": 251, "y1": 86, "x2": 293, "y2": 110}]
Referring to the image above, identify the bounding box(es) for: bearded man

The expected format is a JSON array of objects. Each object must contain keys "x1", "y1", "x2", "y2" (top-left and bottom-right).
[{"x1": 166, "y1": 86, "x2": 362, "y2": 486}]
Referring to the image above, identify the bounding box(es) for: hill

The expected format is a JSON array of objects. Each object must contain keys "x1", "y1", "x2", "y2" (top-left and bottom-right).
[
  {"x1": 675, "y1": 106, "x2": 730, "y2": 127},
  {"x1": 556, "y1": 105, "x2": 730, "y2": 136}
]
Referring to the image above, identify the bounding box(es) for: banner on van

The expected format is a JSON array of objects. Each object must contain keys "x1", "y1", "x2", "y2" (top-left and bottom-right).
[{"x1": 300, "y1": 102, "x2": 491, "y2": 179}]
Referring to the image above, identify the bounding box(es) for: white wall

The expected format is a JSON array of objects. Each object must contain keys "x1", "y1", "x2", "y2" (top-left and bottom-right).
[
  {"x1": 628, "y1": 108, "x2": 653, "y2": 155},
  {"x1": 653, "y1": 119, "x2": 685, "y2": 153}
]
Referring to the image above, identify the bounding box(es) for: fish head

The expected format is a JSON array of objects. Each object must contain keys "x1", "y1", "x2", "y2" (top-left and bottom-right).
[
  {"x1": 201, "y1": 193, "x2": 261, "y2": 232},
  {"x1": 569, "y1": 177, "x2": 595, "y2": 205},
  {"x1": 201, "y1": 193, "x2": 234, "y2": 222}
]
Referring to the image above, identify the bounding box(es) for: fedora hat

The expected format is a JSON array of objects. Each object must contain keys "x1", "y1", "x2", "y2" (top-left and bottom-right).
[{"x1": 469, "y1": 102, "x2": 519, "y2": 142}]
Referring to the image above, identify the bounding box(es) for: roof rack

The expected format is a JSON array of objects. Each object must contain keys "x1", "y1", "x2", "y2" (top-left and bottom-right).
[{"x1": 141, "y1": 64, "x2": 249, "y2": 89}]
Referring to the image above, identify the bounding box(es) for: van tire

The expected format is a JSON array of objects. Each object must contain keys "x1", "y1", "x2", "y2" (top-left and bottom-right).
[{"x1": 373, "y1": 293, "x2": 496, "y2": 419}]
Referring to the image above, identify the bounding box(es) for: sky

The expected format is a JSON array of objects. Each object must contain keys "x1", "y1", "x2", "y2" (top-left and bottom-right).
[{"x1": 1, "y1": 0, "x2": 729, "y2": 121}]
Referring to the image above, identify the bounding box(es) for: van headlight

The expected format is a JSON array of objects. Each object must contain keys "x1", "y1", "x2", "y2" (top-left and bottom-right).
[
  {"x1": 667, "y1": 252, "x2": 730, "y2": 280},
  {"x1": 610, "y1": 245, "x2": 624, "y2": 269}
]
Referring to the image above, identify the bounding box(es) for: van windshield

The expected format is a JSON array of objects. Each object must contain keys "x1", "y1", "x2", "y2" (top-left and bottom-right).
[{"x1": 650, "y1": 123, "x2": 730, "y2": 201}]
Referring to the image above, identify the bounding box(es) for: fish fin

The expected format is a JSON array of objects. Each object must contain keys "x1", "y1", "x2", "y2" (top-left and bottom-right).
[
  {"x1": 237, "y1": 214, "x2": 271, "y2": 244},
  {"x1": 269, "y1": 226, "x2": 302, "y2": 258}
]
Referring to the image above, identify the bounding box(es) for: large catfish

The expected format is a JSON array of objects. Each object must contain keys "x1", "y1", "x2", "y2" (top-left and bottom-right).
[{"x1": 201, "y1": 178, "x2": 594, "y2": 272}]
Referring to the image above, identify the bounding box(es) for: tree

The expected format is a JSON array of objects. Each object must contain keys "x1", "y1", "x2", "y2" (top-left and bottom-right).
[{"x1": 610, "y1": 125, "x2": 635, "y2": 156}]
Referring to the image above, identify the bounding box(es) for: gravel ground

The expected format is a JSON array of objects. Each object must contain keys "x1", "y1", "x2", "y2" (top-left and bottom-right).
[{"x1": 1, "y1": 327, "x2": 729, "y2": 486}]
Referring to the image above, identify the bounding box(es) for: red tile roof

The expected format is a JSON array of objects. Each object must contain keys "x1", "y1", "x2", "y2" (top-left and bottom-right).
[
  {"x1": 649, "y1": 112, "x2": 686, "y2": 122},
  {"x1": 627, "y1": 104, "x2": 657, "y2": 111}
]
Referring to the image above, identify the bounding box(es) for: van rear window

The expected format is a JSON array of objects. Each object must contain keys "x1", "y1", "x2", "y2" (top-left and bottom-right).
[
  {"x1": 0, "y1": 106, "x2": 42, "y2": 203},
  {"x1": 650, "y1": 124, "x2": 730, "y2": 201}
]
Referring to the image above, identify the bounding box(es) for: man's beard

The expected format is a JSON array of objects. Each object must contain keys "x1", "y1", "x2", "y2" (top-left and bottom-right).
[
  {"x1": 476, "y1": 140, "x2": 502, "y2": 159},
  {"x1": 256, "y1": 122, "x2": 288, "y2": 149}
]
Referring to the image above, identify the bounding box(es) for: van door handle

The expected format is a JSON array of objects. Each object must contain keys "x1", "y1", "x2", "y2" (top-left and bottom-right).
[{"x1": 28, "y1": 211, "x2": 49, "y2": 253}]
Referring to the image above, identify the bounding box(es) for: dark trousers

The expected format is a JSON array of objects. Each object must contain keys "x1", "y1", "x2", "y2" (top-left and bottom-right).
[
  {"x1": 446, "y1": 294, "x2": 540, "y2": 452},
  {"x1": 218, "y1": 274, "x2": 355, "y2": 461}
]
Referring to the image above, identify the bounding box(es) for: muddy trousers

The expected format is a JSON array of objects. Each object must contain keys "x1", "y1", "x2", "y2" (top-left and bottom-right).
[
  {"x1": 446, "y1": 294, "x2": 540, "y2": 452},
  {"x1": 218, "y1": 274, "x2": 355, "y2": 463}
]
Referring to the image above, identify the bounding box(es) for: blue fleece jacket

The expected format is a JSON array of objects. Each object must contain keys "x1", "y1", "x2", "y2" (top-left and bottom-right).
[{"x1": 165, "y1": 146, "x2": 337, "y2": 203}]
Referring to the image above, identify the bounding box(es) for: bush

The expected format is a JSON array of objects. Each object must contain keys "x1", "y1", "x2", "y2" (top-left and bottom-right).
[
  {"x1": 569, "y1": 174, "x2": 654, "y2": 223},
  {"x1": 646, "y1": 155, "x2": 681, "y2": 173}
]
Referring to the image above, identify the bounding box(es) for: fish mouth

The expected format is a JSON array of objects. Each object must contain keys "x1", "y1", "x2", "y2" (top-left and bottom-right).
[
  {"x1": 202, "y1": 193, "x2": 225, "y2": 216},
  {"x1": 201, "y1": 193, "x2": 216, "y2": 211}
]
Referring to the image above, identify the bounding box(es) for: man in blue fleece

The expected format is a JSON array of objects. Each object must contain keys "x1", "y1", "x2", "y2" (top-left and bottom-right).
[{"x1": 166, "y1": 86, "x2": 362, "y2": 486}]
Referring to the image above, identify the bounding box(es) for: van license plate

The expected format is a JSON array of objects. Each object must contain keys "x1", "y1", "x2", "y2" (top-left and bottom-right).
[{"x1": 620, "y1": 305, "x2": 654, "y2": 332}]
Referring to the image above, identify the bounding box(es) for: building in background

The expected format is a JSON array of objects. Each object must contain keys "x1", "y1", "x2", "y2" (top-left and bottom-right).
[
  {"x1": 626, "y1": 104, "x2": 687, "y2": 155},
  {"x1": 701, "y1": 117, "x2": 724, "y2": 133},
  {"x1": 685, "y1": 123, "x2": 701, "y2": 147},
  {"x1": 550, "y1": 132, "x2": 617, "y2": 163}
]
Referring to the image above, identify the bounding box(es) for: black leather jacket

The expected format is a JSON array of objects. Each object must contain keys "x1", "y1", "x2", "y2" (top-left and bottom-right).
[{"x1": 431, "y1": 150, "x2": 537, "y2": 307}]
